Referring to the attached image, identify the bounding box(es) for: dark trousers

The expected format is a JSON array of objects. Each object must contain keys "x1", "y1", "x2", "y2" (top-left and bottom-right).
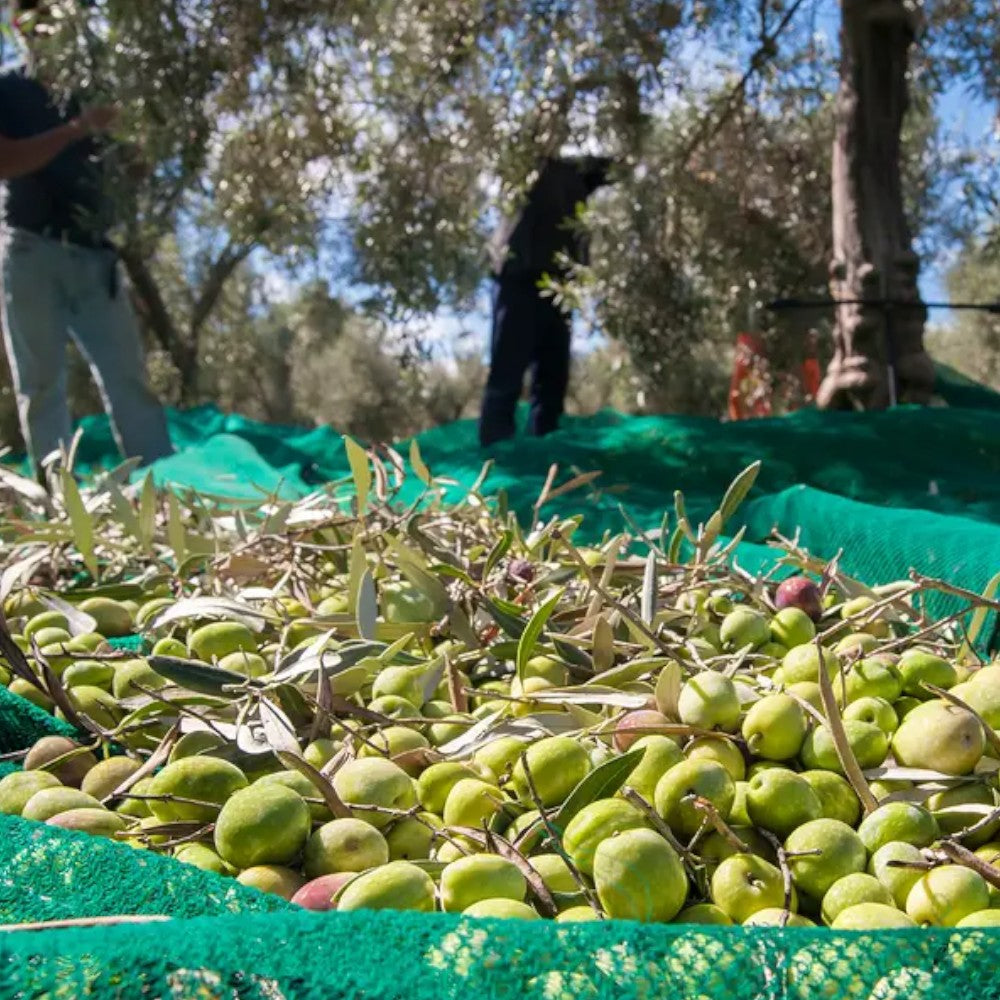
[{"x1": 479, "y1": 276, "x2": 571, "y2": 447}]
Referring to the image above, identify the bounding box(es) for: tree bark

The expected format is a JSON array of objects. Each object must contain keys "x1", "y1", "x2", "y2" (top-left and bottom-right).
[
  {"x1": 818, "y1": 0, "x2": 936, "y2": 410},
  {"x1": 120, "y1": 240, "x2": 257, "y2": 406},
  {"x1": 119, "y1": 247, "x2": 199, "y2": 398}
]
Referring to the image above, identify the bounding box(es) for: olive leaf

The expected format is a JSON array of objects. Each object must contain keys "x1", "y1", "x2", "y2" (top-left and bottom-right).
[
  {"x1": 384, "y1": 537, "x2": 450, "y2": 618},
  {"x1": 36, "y1": 592, "x2": 97, "y2": 637},
  {"x1": 483, "y1": 530, "x2": 514, "y2": 578},
  {"x1": 167, "y1": 492, "x2": 186, "y2": 568},
  {"x1": 655, "y1": 660, "x2": 683, "y2": 720},
  {"x1": 60, "y1": 470, "x2": 98, "y2": 581},
  {"x1": 552, "y1": 748, "x2": 647, "y2": 831},
  {"x1": 347, "y1": 532, "x2": 366, "y2": 614},
  {"x1": 376, "y1": 634, "x2": 422, "y2": 665},
  {"x1": 551, "y1": 637, "x2": 593, "y2": 672},
  {"x1": 138, "y1": 472, "x2": 157, "y2": 552},
  {"x1": 667, "y1": 523, "x2": 685, "y2": 563},
  {"x1": 409, "y1": 438, "x2": 432, "y2": 487},
  {"x1": 482, "y1": 598, "x2": 528, "y2": 639},
  {"x1": 526, "y1": 686, "x2": 650, "y2": 709},
  {"x1": 448, "y1": 605, "x2": 480, "y2": 649},
  {"x1": 344, "y1": 436, "x2": 372, "y2": 512},
  {"x1": 108, "y1": 483, "x2": 142, "y2": 541},
  {"x1": 436, "y1": 710, "x2": 503, "y2": 758},
  {"x1": 146, "y1": 596, "x2": 273, "y2": 633},
  {"x1": 0, "y1": 465, "x2": 49, "y2": 505},
  {"x1": 0, "y1": 549, "x2": 49, "y2": 604},
  {"x1": 271, "y1": 631, "x2": 347, "y2": 681},
  {"x1": 718, "y1": 460, "x2": 762, "y2": 525},
  {"x1": 419, "y1": 657, "x2": 446, "y2": 704},
  {"x1": 438, "y1": 712, "x2": 578, "y2": 759},
  {"x1": 356, "y1": 570, "x2": 378, "y2": 640},
  {"x1": 673, "y1": 490, "x2": 696, "y2": 543},
  {"x1": 959, "y1": 569, "x2": 1000, "y2": 660},
  {"x1": 585, "y1": 656, "x2": 672, "y2": 688},
  {"x1": 933, "y1": 803, "x2": 1000, "y2": 818},
  {"x1": 148, "y1": 655, "x2": 250, "y2": 695},
  {"x1": 258, "y1": 697, "x2": 301, "y2": 756},
  {"x1": 862, "y1": 766, "x2": 981, "y2": 783},
  {"x1": 516, "y1": 589, "x2": 565, "y2": 682},
  {"x1": 699, "y1": 510, "x2": 725, "y2": 553},
  {"x1": 591, "y1": 616, "x2": 615, "y2": 673}
]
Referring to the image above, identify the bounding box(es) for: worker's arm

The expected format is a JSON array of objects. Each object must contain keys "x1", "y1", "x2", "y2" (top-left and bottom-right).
[{"x1": 0, "y1": 105, "x2": 118, "y2": 181}]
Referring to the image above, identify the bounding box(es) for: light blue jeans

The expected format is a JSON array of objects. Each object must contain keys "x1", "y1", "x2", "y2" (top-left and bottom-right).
[{"x1": 1, "y1": 227, "x2": 173, "y2": 474}]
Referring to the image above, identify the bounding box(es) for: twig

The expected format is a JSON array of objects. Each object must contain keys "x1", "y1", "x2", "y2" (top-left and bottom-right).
[
  {"x1": 910, "y1": 573, "x2": 1000, "y2": 614},
  {"x1": 309, "y1": 664, "x2": 333, "y2": 745},
  {"x1": 949, "y1": 803, "x2": 1000, "y2": 844},
  {"x1": 873, "y1": 608, "x2": 969, "y2": 657},
  {"x1": 531, "y1": 464, "x2": 560, "y2": 531},
  {"x1": 690, "y1": 796, "x2": 750, "y2": 852},
  {"x1": 111, "y1": 792, "x2": 227, "y2": 809},
  {"x1": 554, "y1": 533, "x2": 672, "y2": 655},
  {"x1": 759, "y1": 829, "x2": 794, "y2": 928},
  {"x1": 146, "y1": 824, "x2": 215, "y2": 850},
  {"x1": 937, "y1": 840, "x2": 1000, "y2": 892},
  {"x1": 129, "y1": 682, "x2": 228, "y2": 740},
  {"x1": 0, "y1": 915, "x2": 171, "y2": 933},
  {"x1": 885, "y1": 859, "x2": 938, "y2": 872},
  {"x1": 620, "y1": 787, "x2": 697, "y2": 864},
  {"x1": 445, "y1": 652, "x2": 468, "y2": 714},
  {"x1": 484, "y1": 829, "x2": 558, "y2": 919},
  {"x1": 781, "y1": 688, "x2": 827, "y2": 726},
  {"x1": 103, "y1": 722, "x2": 179, "y2": 805},
  {"x1": 815, "y1": 582, "x2": 922, "y2": 645},
  {"x1": 517, "y1": 751, "x2": 603, "y2": 915},
  {"x1": 276, "y1": 751, "x2": 352, "y2": 820},
  {"x1": 112, "y1": 820, "x2": 208, "y2": 844},
  {"x1": 814, "y1": 636, "x2": 878, "y2": 815}
]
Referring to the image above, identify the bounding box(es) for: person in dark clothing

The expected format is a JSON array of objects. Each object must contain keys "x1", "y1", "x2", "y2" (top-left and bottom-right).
[
  {"x1": 479, "y1": 155, "x2": 613, "y2": 447},
  {"x1": 0, "y1": 0, "x2": 173, "y2": 479}
]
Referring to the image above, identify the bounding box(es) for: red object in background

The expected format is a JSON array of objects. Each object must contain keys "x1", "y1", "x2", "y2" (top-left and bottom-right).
[
  {"x1": 801, "y1": 357, "x2": 821, "y2": 400},
  {"x1": 728, "y1": 332, "x2": 772, "y2": 420},
  {"x1": 800, "y1": 329, "x2": 822, "y2": 402}
]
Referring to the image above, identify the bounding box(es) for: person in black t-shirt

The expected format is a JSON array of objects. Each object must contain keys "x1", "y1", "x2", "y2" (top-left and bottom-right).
[
  {"x1": 0, "y1": 0, "x2": 172, "y2": 479},
  {"x1": 479, "y1": 155, "x2": 613, "y2": 448}
]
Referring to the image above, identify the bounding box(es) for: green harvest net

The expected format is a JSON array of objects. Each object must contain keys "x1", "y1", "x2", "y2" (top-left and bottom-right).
[
  {"x1": 33, "y1": 360, "x2": 1000, "y2": 646},
  {"x1": 2, "y1": 363, "x2": 1000, "y2": 996}
]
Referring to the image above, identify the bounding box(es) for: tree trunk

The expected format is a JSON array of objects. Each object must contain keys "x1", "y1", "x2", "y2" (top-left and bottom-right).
[
  {"x1": 119, "y1": 247, "x2": 200, "y2": 401},
  {"x1": 120, "y1": 240, "x2": 257, "y2": 407},
  {"x1": 818, "y1": 0, "x2": 935, "y2": 410}
]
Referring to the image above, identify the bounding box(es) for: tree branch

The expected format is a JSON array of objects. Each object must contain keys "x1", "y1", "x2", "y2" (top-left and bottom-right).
[
  {"x1": 189, "y1": 241, "x2": 258, "y2": 338},
  {"x1": 118, "y1": 246, "x2": 193, "y2": 380}
]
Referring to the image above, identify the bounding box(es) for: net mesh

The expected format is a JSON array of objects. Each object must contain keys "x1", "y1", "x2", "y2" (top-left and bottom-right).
[{"x1": 1, "y1": 895, "x2": 999, "y2": 998}]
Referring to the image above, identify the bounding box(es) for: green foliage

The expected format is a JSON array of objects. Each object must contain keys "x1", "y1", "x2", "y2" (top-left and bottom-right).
[
  {"x1": 2, "y1": 0, "x2": 996, "y2": 431},
  {"x1": 926, "y1": 239, "x2": 1000, "y2": 391}
]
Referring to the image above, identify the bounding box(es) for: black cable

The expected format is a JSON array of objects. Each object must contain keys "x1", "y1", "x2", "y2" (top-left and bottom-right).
[{"x1": 767, "y1": 297, "x2": 1000, "y2": 314}]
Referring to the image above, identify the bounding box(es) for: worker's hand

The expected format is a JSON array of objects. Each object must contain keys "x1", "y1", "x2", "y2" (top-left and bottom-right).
[{"x1": 76, "y1": 104, "x2": 120, "y2": 136}]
